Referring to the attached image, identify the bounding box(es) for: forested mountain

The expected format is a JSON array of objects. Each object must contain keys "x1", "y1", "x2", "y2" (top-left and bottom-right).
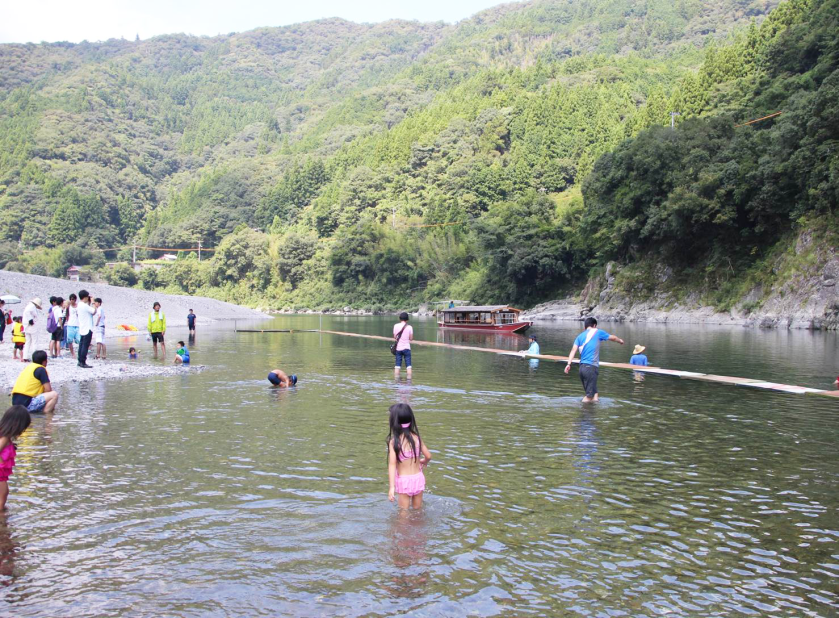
[{"x1": 3, "y1": 0, "x2": 832, "y2": 313}]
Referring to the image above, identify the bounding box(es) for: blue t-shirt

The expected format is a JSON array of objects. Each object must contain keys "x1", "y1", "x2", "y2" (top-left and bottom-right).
[
  {"x1": 187, "y1": 314, "x2": 196, "y2": 328},
  {"x1": 630, "y1": 354, "x2": 649, "y2": 366},
  {"x1": 526, "y1": 342, "x2": 540, "y2": 355},
  {"x1": 573, "y1": 329, "x2": 611, "y2": 366}
]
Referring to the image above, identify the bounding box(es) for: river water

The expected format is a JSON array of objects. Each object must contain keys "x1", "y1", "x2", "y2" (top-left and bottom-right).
[{"x1": 4, "y1": 316, "x2": 839, "y2": 616}]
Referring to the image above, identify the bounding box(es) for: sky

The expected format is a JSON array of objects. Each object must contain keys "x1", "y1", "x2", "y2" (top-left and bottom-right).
[{"x1": 1, "y1": 0, "x2": 512, "y2": 44}]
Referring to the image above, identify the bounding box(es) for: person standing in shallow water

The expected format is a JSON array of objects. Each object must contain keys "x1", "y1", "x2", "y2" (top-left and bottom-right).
[
  {"x1": 393, "y1": 312, "x2": 413, "y2": 379},
  {"x1": 148, "y1": 302, "x2": 166, "y2": 359},
  {"x1": 564, "y1": 317, "x2": 624, "y2": 403},
  {"x1": 387, "y1": 403, "x2": 431, "y2": 510}
]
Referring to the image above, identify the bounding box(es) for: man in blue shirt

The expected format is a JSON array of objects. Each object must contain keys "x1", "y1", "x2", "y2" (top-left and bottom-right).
[
  {"x1": 630, "y1": 345, "x2": 649, "y2": 366},
  {"x1": 564, "y1": 317, "x2": 625, "y2": 402}
]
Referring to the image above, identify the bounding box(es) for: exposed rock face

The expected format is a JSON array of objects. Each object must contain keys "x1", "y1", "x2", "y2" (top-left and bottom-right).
[{"x1": 524, "y1": 230, "x2": 839, "y2": 330}]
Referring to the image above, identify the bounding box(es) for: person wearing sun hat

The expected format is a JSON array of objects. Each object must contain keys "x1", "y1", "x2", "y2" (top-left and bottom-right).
[
  {"x1": 21, "y1": 297, "x2": 42, "y2": 363},
  {"x1": 629, "y1": 344, "x2": 649, "y2": 367}
]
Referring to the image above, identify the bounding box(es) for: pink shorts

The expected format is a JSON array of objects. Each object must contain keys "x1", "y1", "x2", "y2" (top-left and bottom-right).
[{"x1": 395, "y1": 471, "x2": 425, "y2": 496}]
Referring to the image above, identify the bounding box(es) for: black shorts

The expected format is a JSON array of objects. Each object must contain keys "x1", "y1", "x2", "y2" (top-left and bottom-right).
[
  {"x1": 151, "y1": 332, "x2": 165, "y2": 344},
  {"x1": 51, "y1": 327, "x2": 64, "y2": 341},
  {"x1": 579, "y1": 364, "x2": 599, "y2": 398},
  {"x1": 14, "y1": 342, "x2": 24, "y2": 350}
]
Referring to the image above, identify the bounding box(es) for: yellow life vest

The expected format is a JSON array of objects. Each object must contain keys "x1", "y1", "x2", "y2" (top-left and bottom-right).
[
  {"x1": 11, "y1": 322, "x2": 25, "y2": 344},
  {"x1": 12, "y1": 363, "x2": 48, "y2": 399}
]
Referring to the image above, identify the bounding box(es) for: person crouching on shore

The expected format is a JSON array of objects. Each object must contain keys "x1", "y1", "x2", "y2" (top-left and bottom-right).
[{"x1": 12, "y1": 350, "x2": 58, "y2": 414}]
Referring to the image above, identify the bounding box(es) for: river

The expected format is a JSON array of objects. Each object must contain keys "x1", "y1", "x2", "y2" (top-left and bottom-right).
[{"x1": 4, "y1": 316, "x2": 838, "y2": 616}]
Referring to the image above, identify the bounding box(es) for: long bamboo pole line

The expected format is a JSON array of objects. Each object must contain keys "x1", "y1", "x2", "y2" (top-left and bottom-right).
[
  {"x1": 288, "y1": 329, "x2": 837, "y2": 398},
  {"x1": 733, "y1": 111, "x2": 782, "y2": 128}
]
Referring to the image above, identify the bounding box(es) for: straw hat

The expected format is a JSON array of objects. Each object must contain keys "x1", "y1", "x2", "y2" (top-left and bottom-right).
[
  {"x1": 633, "y1": 344, "x2": 646, "y2": 355},
  {"x1": 31, "y1": 297, "x2": 42, "y2": 309}
]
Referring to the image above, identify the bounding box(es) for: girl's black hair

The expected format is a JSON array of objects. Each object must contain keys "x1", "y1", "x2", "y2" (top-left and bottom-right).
[
  {"x1": 0, "y1": 406, "x2": 31, "y2": 440},
  {"x1": 387, "y1": 403, "x2": 421, "y2": 462}
]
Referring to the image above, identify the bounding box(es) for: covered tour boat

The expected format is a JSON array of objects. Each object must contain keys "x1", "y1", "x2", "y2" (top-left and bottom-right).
[{"x1": 438, "y1": 305, "x2": 532, "y2": 333}]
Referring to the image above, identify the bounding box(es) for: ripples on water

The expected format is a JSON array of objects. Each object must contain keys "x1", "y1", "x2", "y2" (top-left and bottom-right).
[{"x1": 2, "y1": 319, "x2": 838, "y2": 616}]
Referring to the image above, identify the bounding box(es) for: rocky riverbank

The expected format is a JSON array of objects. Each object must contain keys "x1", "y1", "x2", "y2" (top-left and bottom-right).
[
  {"x1": 524, "y1": 231, "x2": 839, "y2": 330},
  {"x1": 0, "y1": 270, "x2": 268, "y2": 338},
  {"x1": 0, "y1": 353, "x2": 204, "y2": 394}
]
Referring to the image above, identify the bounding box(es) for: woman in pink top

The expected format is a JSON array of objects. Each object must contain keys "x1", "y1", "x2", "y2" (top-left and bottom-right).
[{"x1": 393, "y1": 312, "x2": 414, "y2": 378}]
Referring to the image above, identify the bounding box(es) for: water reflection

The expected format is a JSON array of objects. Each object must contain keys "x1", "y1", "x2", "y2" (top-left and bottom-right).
[
  {"x1": 0, "y1": 516, "x2": 20, "y2": 585},
  {"x1": 384, "y1": 511, "x2": 430, "y2": 599}
]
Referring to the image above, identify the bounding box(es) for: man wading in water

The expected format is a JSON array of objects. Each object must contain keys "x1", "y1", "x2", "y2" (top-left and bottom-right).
[{"x1": 564, "y1": 317, "x2": 624, "y2": 403}]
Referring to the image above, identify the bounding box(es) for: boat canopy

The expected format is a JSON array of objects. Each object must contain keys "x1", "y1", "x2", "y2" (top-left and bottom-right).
[{"x1": 441, "y1": 305, "x2": 521, "y2": 313}]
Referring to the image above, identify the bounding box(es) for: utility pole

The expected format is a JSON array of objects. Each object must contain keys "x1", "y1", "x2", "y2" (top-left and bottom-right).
[
  {"x1": 198, "y1": 239, "x2": 202, "y2": 262},
  {"x1": 670, "y1": 111, "x2": 680, "y2": 129},
  {"x1": 132, "y1": 242, "x2": 136, "y2": 265},
  {"x1": 392, "y1": 206, "x2": 396, "y2": 229}
]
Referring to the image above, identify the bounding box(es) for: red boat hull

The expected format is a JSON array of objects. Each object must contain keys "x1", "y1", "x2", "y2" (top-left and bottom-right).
[{"x1": 438, "y1": 321, "x2": 532, "y2": 333}]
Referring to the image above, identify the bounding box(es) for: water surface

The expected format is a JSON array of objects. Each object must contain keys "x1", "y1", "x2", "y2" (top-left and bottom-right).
[{"x1": 4, "y1": 316, "x2": 838, "y2": 616}]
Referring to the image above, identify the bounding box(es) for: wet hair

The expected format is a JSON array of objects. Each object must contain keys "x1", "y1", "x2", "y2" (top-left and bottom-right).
[
  {"x1": 69, "y1": 293, "x2": 77, "y2": 301},
  {"x1": 584, "y1": 317, "x2": 598, "y2": 328},
  {"x1": 94, "y1": 298, "x2": 102, "y2": 304},
  {"x1": 129, "y1": 347, "x2": 136, "y2": 353},
  {"x1": 79, "y1": 289, "x2": 90, "y2": 301},
  {"x1": 387, "y1": 403, "x2": 421, "y2": 462},
  {"x1": 399, "y1": 312, "x2": 409, "y2": 321},
  {"x1": 32, "y1": 350, "x2": 48, "y2": 365},
  {"x1": 290, "y1": 374, "x2": 298, "y2": 386},
  {"x1": 0, "y1": 406, "x2": 32, "y2": 440},
  {"x1": 153, "y1": 302, "x2": 160, "y2": 309}
]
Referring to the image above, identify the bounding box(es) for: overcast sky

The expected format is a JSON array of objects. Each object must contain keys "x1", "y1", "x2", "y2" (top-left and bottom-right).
[{"x1": 1, "y1": 0, "x2": 513, "y2": 44}]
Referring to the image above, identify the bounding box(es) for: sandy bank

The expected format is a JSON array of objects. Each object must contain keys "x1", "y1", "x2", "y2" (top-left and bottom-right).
[
  {"x1": 0, "y1": 270, "x2": 268, "y2": 338},
  {"x1": 1, "y1": 353, "x2": 204, "y2": 394}
]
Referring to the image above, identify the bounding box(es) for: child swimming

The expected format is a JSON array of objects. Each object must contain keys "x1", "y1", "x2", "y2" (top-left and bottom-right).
[
  {"x1": 387, "y1": 403, "x2": 432, "y2": 509},
  {"x1": 0, "y1": 405, "x2": 32, "y2": 510},
  {"x1": 128, "y1": 347, "x2": 138, "y2": 359}
]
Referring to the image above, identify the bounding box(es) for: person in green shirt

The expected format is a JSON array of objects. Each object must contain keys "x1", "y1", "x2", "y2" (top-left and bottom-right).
[
  {"x1": 174, "y1": 341, "x2": 190, "y2": 365},
  {"x1": 147, "y1": 302, "x2": 166, "y2": 359}
]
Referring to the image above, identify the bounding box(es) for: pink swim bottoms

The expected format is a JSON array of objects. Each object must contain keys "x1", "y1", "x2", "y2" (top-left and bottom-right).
[{"x1": 395, "y1": 471, "x2": 425, "y2": 496}]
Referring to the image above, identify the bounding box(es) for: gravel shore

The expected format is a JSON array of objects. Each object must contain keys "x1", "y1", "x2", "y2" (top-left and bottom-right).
[
  {"x1": 1, "y1": 353, "x2": 204, "y2": 394},
  {"x1": 0, "y1": 270, "x2": 268, "y2": 339}
]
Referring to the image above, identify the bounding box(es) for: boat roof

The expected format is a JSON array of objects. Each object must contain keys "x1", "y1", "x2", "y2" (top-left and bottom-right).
[{"x1": 442, "y1": 305, "x2": 521, "y2": 313}]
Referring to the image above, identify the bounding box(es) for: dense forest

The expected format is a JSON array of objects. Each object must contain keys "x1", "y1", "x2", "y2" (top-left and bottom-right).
[{"x1": 1, "y1": 0, "x2": 835, "y2": 311}]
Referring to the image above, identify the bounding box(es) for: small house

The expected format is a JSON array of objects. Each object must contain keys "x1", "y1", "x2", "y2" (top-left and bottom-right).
[{"x1": 67, "y1": 265, "x2": 81, "y2": 282}]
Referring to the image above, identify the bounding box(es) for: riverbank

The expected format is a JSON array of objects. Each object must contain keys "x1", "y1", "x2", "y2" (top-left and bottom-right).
[
  {"x1": 0, "y1": 353, "x2": 204, "y2": 394},
  {"x1": 0, "y1": 270, "x2": 269, "y2": 338}
]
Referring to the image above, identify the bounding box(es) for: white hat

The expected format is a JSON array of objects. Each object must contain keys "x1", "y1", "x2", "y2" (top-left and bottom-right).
[{"x1": 31, "y1": 297, "x2": 42, "y2": 309}]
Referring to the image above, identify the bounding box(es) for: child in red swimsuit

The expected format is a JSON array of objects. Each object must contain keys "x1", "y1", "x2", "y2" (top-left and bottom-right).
[{"x1": 0, "y1": 405, "x2": 32, "y2": 510}]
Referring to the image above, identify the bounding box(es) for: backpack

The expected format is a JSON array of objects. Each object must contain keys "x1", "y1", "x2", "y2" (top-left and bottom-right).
[{"x1": 46, "y1": 307, "x2": 58, "y2": 333}]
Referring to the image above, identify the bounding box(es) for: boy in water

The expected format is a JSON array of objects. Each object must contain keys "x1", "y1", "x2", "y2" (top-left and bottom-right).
[
  {"x1": 174, "y1": 341, "x2": 190, "y2": 364},
  {"x1": 128, "y1": 347, "x2": 139, "y2": 359},
  {"x1": 187, "y1": 309, "x2": 196, "y2": 337},
  {"x1": 268, "y1": 369, "x2": 297, "y2": 387}
]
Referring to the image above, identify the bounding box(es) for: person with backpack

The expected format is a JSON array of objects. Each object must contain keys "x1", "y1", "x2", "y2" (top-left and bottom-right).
[
  {"x1": 564, "y1": 317, "x2": 625, "y2": 403},
  {"x1": 46, "y1": 296, "x2": 64, "y2": 359}
]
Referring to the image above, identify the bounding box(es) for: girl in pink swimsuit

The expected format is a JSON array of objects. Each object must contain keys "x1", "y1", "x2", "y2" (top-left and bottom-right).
[
  {"x1": 0, "y1": 405, "x2": 32, "y2": 511},
  {"x1": 387, "y1": 403, "x2": 432, "y2": 509}
]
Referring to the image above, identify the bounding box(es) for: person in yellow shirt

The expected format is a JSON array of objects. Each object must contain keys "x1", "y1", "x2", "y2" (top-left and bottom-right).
[
  {"x1": 148, "y1": 302, "x2": 166, "y2": 359},
  {"x1": 11, "y1": 317, "x2": 25, "y2": 362},
  {"x1": 12, "y1": 350, "x2": 58, "y2": 414}
]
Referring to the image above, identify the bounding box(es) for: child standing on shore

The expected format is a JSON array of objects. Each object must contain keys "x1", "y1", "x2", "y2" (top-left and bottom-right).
[
  {"x1": 11, "y1": 317, "x2": 24, "y2": 361},
  {"x1": 387, "y1": 403, "x2": 432, "y2": 509},
  {"x1": 0, "y1": 406, "x2": 32, "y2": 510}
]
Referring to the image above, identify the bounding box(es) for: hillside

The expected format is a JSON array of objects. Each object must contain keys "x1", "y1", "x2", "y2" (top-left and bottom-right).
[{"x1": 5, "y1": 0, "x2": 835, "y2": 326}]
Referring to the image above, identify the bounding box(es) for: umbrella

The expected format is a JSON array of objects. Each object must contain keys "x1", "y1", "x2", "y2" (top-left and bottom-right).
[{"x1": 0, "y1": 295, "x2": 21, "y2": 304}]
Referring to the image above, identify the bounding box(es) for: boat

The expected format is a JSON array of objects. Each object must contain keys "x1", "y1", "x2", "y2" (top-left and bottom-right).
[{"x1": 438, "y1": 305, "x2": 532, "y2": 333}]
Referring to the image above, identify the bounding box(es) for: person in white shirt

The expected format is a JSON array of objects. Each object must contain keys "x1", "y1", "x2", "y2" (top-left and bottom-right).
[
  {"x1": 65, "y1": 293, "x2": 79, "y2": 356},
  {"x1": 76, "y1": 290, "x2": 96, "y2": 368},
  {"x1": 93, "y1": 297, "x2": 107, "y2": 359},
  {"x1": 21, "y1": 297, "x2": 42, "y2": 363}
]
